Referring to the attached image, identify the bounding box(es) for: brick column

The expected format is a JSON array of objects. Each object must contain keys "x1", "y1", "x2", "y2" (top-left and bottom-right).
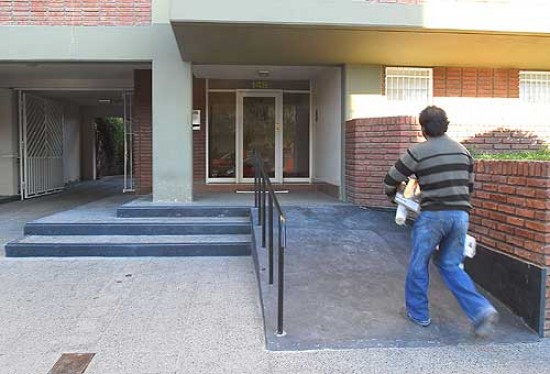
[
  {"x1": 193, "y1": 78, "x2": 206, "y2": 181},
  {"x1": 133, "y1": 69, "x2": 152, "y2": 195},
  {"x1": 345, "y1": 116, "x2": 422, "y2": 208}
]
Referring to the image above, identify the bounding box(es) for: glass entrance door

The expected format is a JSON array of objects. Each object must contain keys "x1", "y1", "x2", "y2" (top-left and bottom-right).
[{"x1": 238, "y1": 92, "x2": 283, "y2": 183}]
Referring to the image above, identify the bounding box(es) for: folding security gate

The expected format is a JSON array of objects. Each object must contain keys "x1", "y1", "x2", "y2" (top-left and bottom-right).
[
  {"x1": 19, "y1": 93, "x2": 65, "y2": 199},
  {"x1": 123, "y1": 91, "x2": 135, "y2": 192}
]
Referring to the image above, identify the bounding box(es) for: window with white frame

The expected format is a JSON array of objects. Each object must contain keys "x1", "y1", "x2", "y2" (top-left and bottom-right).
[
  {"x1": 385, "y1": 67, "x2": 432, "y2": 104},
  {"x1": 520, "y1": 71, "x2": 550, "y2": 104}
]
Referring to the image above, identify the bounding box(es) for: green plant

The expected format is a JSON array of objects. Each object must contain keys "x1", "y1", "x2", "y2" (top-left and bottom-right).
[{"x1": 472, "y1": 146, "x2": 550, "y2": 161}]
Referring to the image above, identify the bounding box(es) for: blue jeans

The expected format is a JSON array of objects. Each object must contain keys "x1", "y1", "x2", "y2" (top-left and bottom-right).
[{"x1": 406, "y1": 210, "x2": 495, "y2": 325}]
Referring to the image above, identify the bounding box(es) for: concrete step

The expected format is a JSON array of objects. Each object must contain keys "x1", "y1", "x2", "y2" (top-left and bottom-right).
[
  {"x1": 24, "y1": 217, "x2": 251, "y2": 236},
  {"x1": 117, "y1": 205, "x2": 251, "y2": 218},
  {"x1": 5, "y1": 234, "x2": 252, "y2": 257}
]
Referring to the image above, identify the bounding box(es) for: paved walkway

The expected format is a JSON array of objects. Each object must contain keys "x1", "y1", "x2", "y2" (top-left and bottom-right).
[
  {"x1": 255, "y1": 206, "x2": 537, "y2": 350},
  {"x1": 0, "y1": 177, "x2": 129, "y2": 257},
  {"x1": 0, "y1": 180, "x2": 549, "y2": 373},
  {"x1": 1, "y1": 257, "x2": 549, "y2": 374}
]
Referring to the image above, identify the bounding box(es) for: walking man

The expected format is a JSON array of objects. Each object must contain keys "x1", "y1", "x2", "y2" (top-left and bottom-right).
[{"x1": 383, "y1": 106, "x2": 498, "y2": 337}]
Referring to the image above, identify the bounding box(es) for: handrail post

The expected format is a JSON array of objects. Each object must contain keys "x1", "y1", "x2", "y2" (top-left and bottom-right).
[
  {"x1": 276, "y1": 217, "x2": 286, "y2": 336},
  {"x1": 257, "y1": 163, "x2": 262, "y2": 227},
  {"x1": 262, "y1": 175, "x2": 266, "y2": 248},
  {"x1": 254, "y1": 150, "x2": 258, "y2": 209},
  {"x1": 268, "y1": 192, "x2": 274, "y2": 285}
]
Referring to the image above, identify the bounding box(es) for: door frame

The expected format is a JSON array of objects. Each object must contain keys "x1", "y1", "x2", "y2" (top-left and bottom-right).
[{"x1": 236, "y1": 90, "x2": 283, "y2": 184}]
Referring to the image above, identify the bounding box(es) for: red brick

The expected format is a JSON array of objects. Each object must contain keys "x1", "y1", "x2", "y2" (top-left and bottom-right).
[
  {"x1": 524, "y1": 221, "x2": 550, "y2": 233},
  {"x1": 134, "y1": 69, "x2": 152, "y2": 194},
  {"x1": 507, "y1": 196, "x2": 527, "y2": 207},
  {"x1": 0, "y1": 0, "x2": 151, "y2": 25},
  {"x1": 517, "y1": 187, "x2": 537, "y2": 198},
  {"x1": 497, "y1": 185, "x2": 516, "y2": 195},
  {"x1": 514, "y1": 208, "x2": 536, "y2": 219}
]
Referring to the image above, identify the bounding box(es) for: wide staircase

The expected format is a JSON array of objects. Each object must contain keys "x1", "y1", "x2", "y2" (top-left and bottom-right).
[{"x1": 5, "y1": 204, "x2": 252, "y2": 257}]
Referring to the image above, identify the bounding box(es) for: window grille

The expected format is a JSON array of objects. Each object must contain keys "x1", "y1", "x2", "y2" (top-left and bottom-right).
[
  {"x1": 385, "y1": 67, "x2": 432, "y2": 104},
  {"x1": 520, "y1": 71, "x2": 550, "y2": 104}
]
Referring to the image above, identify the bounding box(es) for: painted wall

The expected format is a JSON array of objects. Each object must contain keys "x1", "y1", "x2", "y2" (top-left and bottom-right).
[
  {"x1": 0, "y1": 27, "x2": 153, "y2": 62},
  {"x1": 344, "y1": 65, "x2": 383, "y2": 121},
  {"x1": 80, "y1": 109, "x2": 97, "y2": 181},
  {"x1": 311, "y1": 67, "x2": 342, "y2": 187},
  {"x1": 63, "y1": 104, "x2": 81, "y2": 184},
  {"x1": 152, "y1": 26, "x2": 193, "y2": 202},
  {"x1": 0, "y1": 88, "x2": 18, "y2": 196},
  {"x1": 171, "y1": 0, "x2": 550, "y2": 34}
]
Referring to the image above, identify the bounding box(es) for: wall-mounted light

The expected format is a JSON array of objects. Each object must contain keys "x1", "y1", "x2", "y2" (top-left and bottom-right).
[{"x1": 98, "y1": 99, "x2": 112, "y2": 104}]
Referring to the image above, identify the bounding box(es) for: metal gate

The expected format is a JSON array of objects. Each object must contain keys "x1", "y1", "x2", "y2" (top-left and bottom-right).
[
  {"x1": 19, "y1": 93, "x2": 65, "y2": 199},
  {"x1": 123, "y1": 91, "x2": 135, "y2": 192}
]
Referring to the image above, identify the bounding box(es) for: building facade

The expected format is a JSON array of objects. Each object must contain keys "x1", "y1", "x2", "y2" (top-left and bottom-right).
[
  {"x1": 2, "y1": 0, "x2": 550, "y2": 201},
  {"x1": 1, "y1": 0, "x2": 550, "y2": 334}
]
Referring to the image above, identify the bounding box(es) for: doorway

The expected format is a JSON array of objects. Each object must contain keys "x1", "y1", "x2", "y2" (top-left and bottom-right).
[
  {"x1": 207, "y1": 89, "x2": 310, "y2": 184},
  {"x1": 238, "y1": 91, "x2": 282, "y2": 183}
]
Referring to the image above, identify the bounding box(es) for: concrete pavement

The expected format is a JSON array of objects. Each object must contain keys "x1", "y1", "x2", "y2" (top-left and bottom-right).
[
  {"x1": 0, "y1": 257, "x2": 549, "y2": 374},
  {"x1": 1, "y1": 179, "x2": 549, "y2": 373}
]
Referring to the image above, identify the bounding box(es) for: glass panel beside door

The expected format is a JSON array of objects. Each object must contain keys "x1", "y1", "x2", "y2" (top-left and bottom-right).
[
  {"x1": 283, "y1": 93, "x2": 310, "y2": 179},
  {"x1": 208, "y1": 92, "x2": 236, "y2": 179}
]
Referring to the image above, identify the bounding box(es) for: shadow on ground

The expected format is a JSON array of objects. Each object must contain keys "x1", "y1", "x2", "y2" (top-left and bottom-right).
[
  {"x1": 253, "y1": 206, "x2": 539, "y2": 351},
  {"x1": 0, "y1": 177, "x2": 130, "y2": 256}
]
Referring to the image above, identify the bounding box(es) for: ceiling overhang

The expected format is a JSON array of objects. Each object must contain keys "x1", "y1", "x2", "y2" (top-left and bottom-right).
[{"x1": 172, "y1": 23, "x2": 550, "y2": 70}]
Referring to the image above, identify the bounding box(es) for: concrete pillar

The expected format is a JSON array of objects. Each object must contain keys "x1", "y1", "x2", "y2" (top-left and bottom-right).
[
  {"x1": 63, "y1": 103, "x2": 81, "y2": 184},
  {"x1": 80, "y1": 109, "x2": 97, "y2": 181},
  {"x1": 152, "y1": 24, "x2": 193, "y2": 202},
  {"x1": 0, "y1": 89, "x2": 19, "y2": 196}
]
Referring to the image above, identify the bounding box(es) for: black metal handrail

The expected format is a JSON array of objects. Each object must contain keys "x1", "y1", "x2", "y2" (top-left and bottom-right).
[{"x1": 253, "y1": 149, "x2": 287, "y2": 337}]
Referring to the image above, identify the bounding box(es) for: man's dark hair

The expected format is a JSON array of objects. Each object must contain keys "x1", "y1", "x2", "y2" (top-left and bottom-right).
[{"x1": 419, "y1": 106, "x2": 449, "y2": 137}]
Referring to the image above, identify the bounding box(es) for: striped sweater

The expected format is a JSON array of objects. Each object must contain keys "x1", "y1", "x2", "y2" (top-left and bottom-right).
[{"x1": 383, "y1": 134, "x2": 474, "y2": 211}]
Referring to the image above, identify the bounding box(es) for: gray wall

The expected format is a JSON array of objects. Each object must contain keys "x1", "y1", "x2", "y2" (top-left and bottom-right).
[
  {"x1": 171, "y1": 1, "x2": 422, "y2": 28},
  {"x1": 344, "y1": 65, "x2": 383, "y2": 121},
  {"x1": 170, "y1": 0, "x2": 550, "y2": 34},
  {"x1": 311, "y1": 67, "x2": 342, "y2": 187},
  {"x1": 0, "y1": 27, "x2": 153, "y2": 61},
  {"x1": 63, "y1": 104, "x2": 82, "y2": 184},
  {"x1": 80, "y1": 109, "x2": 97, "y2": 181},
  {"x1": 152, "y1": 25, "x2": 193, "y2": 202},
  {"x1": 0, "y1": 89, "x2": 19, "y2": 196}
]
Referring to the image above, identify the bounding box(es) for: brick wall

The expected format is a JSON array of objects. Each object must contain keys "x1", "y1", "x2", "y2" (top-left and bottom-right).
[
  {"x1": 0, "y1": 0, "x2": 151, "y2": 25},
  {"x1": 346, "y1": 116, "x2": 550, "y2": 335},
  {"x1": 470, "y1": 161, "x2": 550, "y2": 266},
  {"x1": 133, "y1": 69, "x2": 152, "y2": 195},
  {"x1": 433, "y1": 67, "x2": 519, "y2": 98},
  {"x1": 461, "y1": 128, "x2": 546, "y2": 154},
  {"x1": 193, "y1": 78, "x2": 206, "y2": 182},
  {"x1": 345, "y1": 116, "x2": 422, "y2": 208},
  {"x1": 469, "y1": 160, "x2": 550, "y2": 335}
]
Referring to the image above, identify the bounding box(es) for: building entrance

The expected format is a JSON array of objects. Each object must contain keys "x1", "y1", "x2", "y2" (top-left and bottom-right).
[{"x1": 207, "y1": 84, "x2": 310, "y2": 184}]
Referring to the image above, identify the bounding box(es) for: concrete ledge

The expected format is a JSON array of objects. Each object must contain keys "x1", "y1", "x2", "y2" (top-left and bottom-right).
[
  {"x1": 5, "y1": 241, "x2": 251, "y2": 257},
  {"x1": 117, "y1": 205, "x2": 251, "y2": 218},
  {"x1": 24, "y1": 221, "x2": 251, "y2": 235}
]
